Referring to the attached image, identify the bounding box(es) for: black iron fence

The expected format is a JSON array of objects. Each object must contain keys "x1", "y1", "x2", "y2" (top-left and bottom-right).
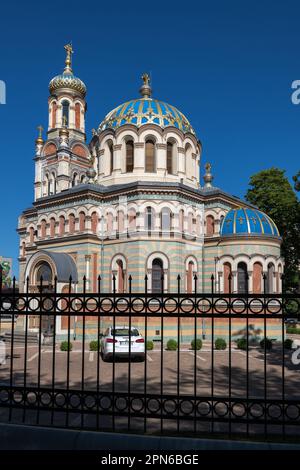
[{"x1": 0, "y1": 273, "x2": 300, "y2": 440}]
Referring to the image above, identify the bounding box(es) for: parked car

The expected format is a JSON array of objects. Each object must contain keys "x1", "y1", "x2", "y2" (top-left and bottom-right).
[
  {"x1": 284, "y1": 318, "x2": 298, "y2": 325},
  {"x1": 100, "y1": 326, "x2": 145, "y2": 362}
]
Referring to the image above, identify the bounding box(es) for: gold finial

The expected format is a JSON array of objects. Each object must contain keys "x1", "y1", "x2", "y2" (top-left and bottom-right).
[
  {"x1": 203, "y1": 162, "x2": 214, "y2": 189},
  {"x1": 64, "y1": 43, "x2": 73, "y2": 74},
  {"x1": 36, "y1": 125, "x2": 44, "y2": 144},
  {"x1": 140, "y1": 72, "x2": 152, "y2": 98}
]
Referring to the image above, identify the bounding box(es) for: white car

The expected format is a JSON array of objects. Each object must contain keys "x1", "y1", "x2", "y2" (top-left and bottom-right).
[{"x1": 100, "y1": 326, "x2": 145, "y2": 362}]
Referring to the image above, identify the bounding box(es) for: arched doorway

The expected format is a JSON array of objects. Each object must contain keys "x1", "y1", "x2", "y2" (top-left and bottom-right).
[
  {"x1": 223, "y1": 262, "x2": 232, "y2": 294},
  {"x1": 35, "y1": 262, "x2": 54, "y2": 333},
  {"x1": 152, "y1": 258, "x2": 163, "y2": 293},
  {"x1": 117, "y1": 259, "x2": 125, "y2": 293},
  {"x1": 237, "y1": 262, "x2": 248, "y2": 294}
]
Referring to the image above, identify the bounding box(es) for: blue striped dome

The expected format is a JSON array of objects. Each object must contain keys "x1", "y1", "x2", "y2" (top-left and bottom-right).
[
  {"x1": 220, "y1": 208, "x2": 280, "y2": 238},
  {"x1": 98, "y1": 98, "x2": 195, "y2": 135}
]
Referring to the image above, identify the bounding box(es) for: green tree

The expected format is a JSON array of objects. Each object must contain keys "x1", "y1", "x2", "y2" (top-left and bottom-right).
[
  {"x1": 293, "y1": 171, "x2": 300, "y2": 192},
  {"x1": 246, "y1": 168, "x2": 300, "y2": 288}
]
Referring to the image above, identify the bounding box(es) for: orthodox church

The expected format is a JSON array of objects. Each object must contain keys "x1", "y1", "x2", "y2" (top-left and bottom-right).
[{"x1": 17, "y1": 45, "x2": 283, "y2": 335}]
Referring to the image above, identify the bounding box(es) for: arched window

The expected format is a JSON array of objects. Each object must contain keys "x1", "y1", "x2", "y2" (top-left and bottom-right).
[
  {"x1": 50, "y1": 218, "x2": 56, "y2": 237},
  {"x1": 167, "y1": 142, "x2": 173, "y2": 174},
  {"x1": 206, "y1": 215, "x2": 215, "y2": 236},
  {"x1": 196, "y1": 215, "x2": 201, "y2": 236},
  {"x1": 62, "y1": 100, "x2": 69, "y2": 126},
  {"x1": 187, "y1": 261, "x2": 194, "y2": 294},
  {"x1": 161, "y1": 207, "x2": 172, "y2": 233},
  {"x1": 29, "y1": 227, "x2": 34, "y2": 244},
  {"x1": 46, "y1": 175, "x2": 51, "y2": 195},
  {"x1": 79, "y1": 212, "x2": 86, "y2": 231},
  {"x1": 253, "y1": 262, "x2": 263, "y2": 294},
  {"x1": 52, "y1": 173, "x2": 56, "y2": 195},
  {"x1": 223, "y1": 262, "x2": 232, "y2": 294},
  {"x1": 40, "y1": 220, "x2": 46, "y2": 238},
  {"x1": 145, "y1": 139, "x2": 155, "y2": 172},
  {"x1": 91, "y1": 212, "x2": 98, "y2": 234},
  {"x1": 75, "y1": 103, "x2": 81, "y2": 129},
  {"x1": 128, "y1": 208, "x2": 136, "y2": 232},
  {"x1": 80, "y1": 174, "x2": 86, "y2": 184},
  {"x1": 72, "y1": 173, "x2": 78, "y2": 187},
  {"x1": 59, "y1": 216, "x2": 65, "y2": 236},
  {"x1": 267, "y1": 263, "x2": 275, "y2": 294},
  {"x1": 69, "y1": 214, "x2": 75, "y2": 234},
  {"x1": 220, "y1": 215, "x2": 225, "y2": 232},
  {"x1": 152, "y1": 258, "x2": 163, "y2": 293},
  {"x1": 108, "y1": 140, "x2": 114, "y2": 174},
  {"x1": 237, "y1": 262, "x2": 248, "y2": 294},
  {"x1": 36, "y1": 263, "x2": 52, "y2": 284},
  {"x1": 51, "y1": 102, "x2": 57, "y2": 128},
  {"x1": 145, "y1": 206, "x2": 155, "y2": 234},
  {"x1": 126, "y1": 140, "x2": 134, "y2": 172}
]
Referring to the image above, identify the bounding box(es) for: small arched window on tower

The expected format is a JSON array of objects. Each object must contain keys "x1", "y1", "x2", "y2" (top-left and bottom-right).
[
  {"x1": 62, "y1": 100, "x2": 70, "y2": 126},
  {"x1": 50, "y1": 218, "x2": 56, "y2": 237},
  {"x1": 79, "y1": 212, "x2": 86, "y2": 231},
  {"x1": 75, "y1": 103, "x2": 81, "y2": 129},
  {"x1": 40, "y1": 220, "x2": 47, "y2": 238},
  {"x1": 91, "y1": 212, "x2": 98, "y2": 234},
  {"x1": 126, "y1": 140, "x2": 134, "y2": 172},
  {"x1": 69, "y1": 214, "x2": 75, "y2": 234},
  {"x1": 59, "y1": 216, "x2": 65, "y2": 236},
  {"x1": 29, "y1": 227, "x2": 35, "y2": 244},
  {"x1": 145, "y1": 206, "x2": 155, "y2": 235},
  {"x1": 72, "y1": 173, "x2": 78, "y2": 187},
  {"x1": 206, "y1": 215, "x2": 215, "y2": 236},
  {"x1": 145, "y1": 139, "x2": 155, "y2": 172}
]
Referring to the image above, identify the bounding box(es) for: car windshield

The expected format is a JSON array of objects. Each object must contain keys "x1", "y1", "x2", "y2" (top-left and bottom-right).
[{"x1": 111, "y1": 328, "x2": 139, "y2": 337}]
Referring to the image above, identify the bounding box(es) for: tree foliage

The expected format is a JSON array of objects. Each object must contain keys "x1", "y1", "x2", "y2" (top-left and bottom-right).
[{"x1": 245, "y1": 167, "x2": 300, "y2": 288}]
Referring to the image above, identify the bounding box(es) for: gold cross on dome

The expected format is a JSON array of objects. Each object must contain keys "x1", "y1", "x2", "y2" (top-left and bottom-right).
[
  {"x1": 37, "y1": 125, "x2": 43, "y2": 137},
  {"x1": 225, "y1": 218, "x2": 232, "y2": 226},
  {"x1": 238, "y1": 216, "x2": 244, "y2": 224},
  {"x1": 250, "y1": 216, "x2": 257, "y2": 225},
  {"x1": 142, "y1": 73, "x2": 150, "y2": 86}
]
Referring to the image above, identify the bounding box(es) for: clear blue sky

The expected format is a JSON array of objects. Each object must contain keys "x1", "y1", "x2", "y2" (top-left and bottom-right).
[{"x1": 0, "y1": 0, "x2": 299, "y2": 277}]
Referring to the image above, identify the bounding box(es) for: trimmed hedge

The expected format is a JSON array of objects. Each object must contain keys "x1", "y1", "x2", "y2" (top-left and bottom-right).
[
  {"x1": 215, "y1": 338, "x2": 227, "y2": 350},
  {"x1": 236, "y1": 338, "x2": 248, "y2": 350},
  {"x1": 286, "y1": 327, "x2": 300, "y2": 335},
  {"x1": 166, "y1": 339, "x2": 178, "y2": 351},
  {"x1": 284, "y1": 338, "x2": 294, "y2": 350},
  {"x1": 191, "y1": 339, "x2": 203, "y2": 351},
  {"x1": 146, "y1": 340, "x2": 154, "y2": 351},
  {"x1": 60, "y1": 341, "x2": 73, "y2": 352},
  {"x1": 89, "y1": 340, "x2": 100, "y2": 351},
  {"x1": 260, "y1": 337, "x2": 273, "y2": 350}
]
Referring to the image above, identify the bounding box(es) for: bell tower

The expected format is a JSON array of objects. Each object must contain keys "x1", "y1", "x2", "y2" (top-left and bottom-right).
[{"x1": 33, "y1": 45, "x2": 91, "y2": 201}]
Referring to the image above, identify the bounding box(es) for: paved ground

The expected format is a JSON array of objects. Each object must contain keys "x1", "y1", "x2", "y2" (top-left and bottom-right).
[{"x1": 0, "y1": 339, "x2": 299, "y2": 437}]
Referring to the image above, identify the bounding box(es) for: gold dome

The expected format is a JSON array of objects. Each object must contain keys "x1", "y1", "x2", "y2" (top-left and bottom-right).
[{"x1": 49, "y1": 44, "x2": 86, "y2": 98}]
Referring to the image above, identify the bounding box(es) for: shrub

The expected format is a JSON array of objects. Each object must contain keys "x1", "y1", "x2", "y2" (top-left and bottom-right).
[
  {"x1": 89, "y1": 340, "x2": 100, "y2": 351},
  {"x1": 260, "y1": 337, "x2": 273, "y2": 351},
  {"x1": 191, "y1": 338, "x2": 203, "y2": 351},
  {"x1": 284, "y1": 338, "x2": 294, "y2": 350},
  {"x1": 60, "y1": 341, "x2": 72, "y2": 352},
  {"x1": 286, "y1": 327, "x2": 300, "y2": 335},
  {"x1": 146, "y1": 340, "x2": 154, "y2": 351},
  {"x1": 236, "y1": 338, "x2": 247, "y2": 350},
  {"x1": 215, "y1": 338, "x2": 227, "y2": 350},
  {"x1": 166, "y1": 339, "x2": 178, "y2": 351}
]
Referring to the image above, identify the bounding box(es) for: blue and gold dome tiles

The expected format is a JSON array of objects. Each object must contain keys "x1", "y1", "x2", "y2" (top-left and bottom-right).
[
  {"x1": 98, "y1": 98, "x2": 195, "y2": 135},
  {"x1": 220, "y1": 208, "x2": 280, "y2": 238}
]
